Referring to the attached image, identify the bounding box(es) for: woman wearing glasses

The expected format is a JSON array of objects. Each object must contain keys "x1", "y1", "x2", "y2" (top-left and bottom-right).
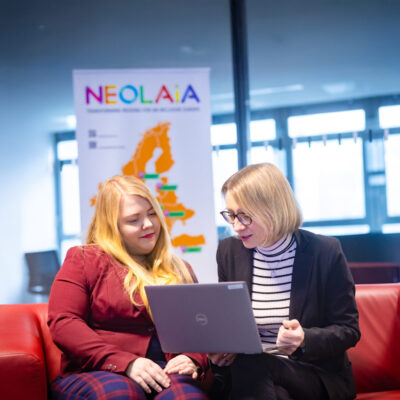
[{"x1": 209, "y1": 163, "x2": 360, "y2": 400}]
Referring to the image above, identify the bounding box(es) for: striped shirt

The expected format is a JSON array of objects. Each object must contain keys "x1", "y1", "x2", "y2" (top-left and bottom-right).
[{"x1": 251, "y1": 233, "x2": 297, "y2": 345}]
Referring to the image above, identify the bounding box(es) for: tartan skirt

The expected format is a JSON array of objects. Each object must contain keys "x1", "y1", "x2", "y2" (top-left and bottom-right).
[
  {"x1": 51, "y1": 370, "x2": 208, "y2": 400},
  {"x1": 51, "y1": 337, "x2": 208, "y2": 399}
]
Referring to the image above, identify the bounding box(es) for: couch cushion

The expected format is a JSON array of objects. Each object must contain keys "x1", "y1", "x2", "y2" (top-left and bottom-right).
[
  {"x1": 348, "y1": 284, "x2": 400, "y2": 393},
  {"x1": 356, "y1": 390, "x2": 400, "y2": 399}
]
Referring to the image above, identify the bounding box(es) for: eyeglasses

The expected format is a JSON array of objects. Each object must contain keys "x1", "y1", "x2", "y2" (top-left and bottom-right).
[{"x1": 220, "y1": 210, "x2": 252, "y2": 226}]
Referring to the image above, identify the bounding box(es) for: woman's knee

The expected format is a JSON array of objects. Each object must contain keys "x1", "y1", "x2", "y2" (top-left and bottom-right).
[
  {"x1": 51, "y1": 371, "x2": 147, "y2": 400},
  {"x1": 155, "y1": 374, "x2": 208, "y2": 400}
]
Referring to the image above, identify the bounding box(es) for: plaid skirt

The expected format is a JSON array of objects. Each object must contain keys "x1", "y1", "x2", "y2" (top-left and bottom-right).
[
  {"x1": 51, "y1": 336, "x2": 208, "y2": 399},
  {"x1": 51, "y1": 370, "x2": 208, "y2": 400}
]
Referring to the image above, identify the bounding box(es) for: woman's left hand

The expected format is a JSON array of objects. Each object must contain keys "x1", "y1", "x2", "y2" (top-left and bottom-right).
[
  {"x1": 207, "y1": 352, "x2": 236, "y2": 367},
  {"x1": 164, "y1": 355, "x2": 199, "y2": 379},
  {"x1": 276, "y1": 319, "x2": 305, "y2": 355}
]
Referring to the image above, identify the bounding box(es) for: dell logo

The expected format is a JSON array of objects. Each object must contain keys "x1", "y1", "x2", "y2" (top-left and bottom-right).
[{"x1": 195, "y1": 313, "x2": 208, "y2": 326}]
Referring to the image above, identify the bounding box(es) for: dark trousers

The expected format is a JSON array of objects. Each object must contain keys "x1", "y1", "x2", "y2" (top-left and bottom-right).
[{"x1": 211, "y1": 353, "x2": 329, "y2": 400}]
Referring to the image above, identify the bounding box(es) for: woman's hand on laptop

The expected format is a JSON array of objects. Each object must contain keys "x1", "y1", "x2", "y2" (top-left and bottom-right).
[
  {"x1": 208, "y1": 352, "x2": 236, "y2": 367},
  {"x1": 126, "y1": 357, "x2": 171, "y2": 393},
  {"x1": 164, "y1": 355, "x2": 199, "y2": 379}
]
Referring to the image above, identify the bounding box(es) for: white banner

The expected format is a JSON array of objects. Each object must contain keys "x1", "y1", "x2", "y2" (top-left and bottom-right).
[{"x1": 73, "y1": 68, "x2": 217, "y2": 282}]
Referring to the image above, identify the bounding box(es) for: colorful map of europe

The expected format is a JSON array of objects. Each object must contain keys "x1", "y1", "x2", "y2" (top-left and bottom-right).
[{"x1": 93, "y1": 122, "x2": 205, "y2": 253}]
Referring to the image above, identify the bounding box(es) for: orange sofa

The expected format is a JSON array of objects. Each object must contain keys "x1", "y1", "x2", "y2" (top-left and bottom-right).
[{"x1": 1, "y1": 284, "x2": 400, "y2": 400}]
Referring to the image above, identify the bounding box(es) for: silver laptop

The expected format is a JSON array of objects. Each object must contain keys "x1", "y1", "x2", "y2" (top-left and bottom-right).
[{"x1": 145, "y1": 281, "x2": 288, "y2": 354}]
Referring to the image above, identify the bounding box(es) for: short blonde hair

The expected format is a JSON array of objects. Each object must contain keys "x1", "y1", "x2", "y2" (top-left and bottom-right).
[
  {"x1": 222, "y1": 163, "x2": 302, "y2": 244},
  {"x1": 87, "y1": 175, "x2": 192, "y2": 314}
]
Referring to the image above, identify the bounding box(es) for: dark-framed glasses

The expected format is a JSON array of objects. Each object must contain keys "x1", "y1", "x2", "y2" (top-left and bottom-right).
[{"x1": 220, "y1": 210, "x2": 252, "y2": 226}]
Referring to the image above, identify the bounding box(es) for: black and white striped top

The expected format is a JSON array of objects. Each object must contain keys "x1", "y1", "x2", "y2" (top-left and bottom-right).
[{"x1": 251, "y1": 233, "x2": 297, "y2": 345}]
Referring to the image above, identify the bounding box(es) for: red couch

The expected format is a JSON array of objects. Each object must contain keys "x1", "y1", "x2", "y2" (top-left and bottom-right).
[
  {"x1": 0, "y1": 303, "x2": 61, "y2": 400},
  {"x1": 347, "y1": 284, "x2": 400, "y2": 399},
  {"x1": 1, "y1": 284, "x2": 400, "y2": 400}
]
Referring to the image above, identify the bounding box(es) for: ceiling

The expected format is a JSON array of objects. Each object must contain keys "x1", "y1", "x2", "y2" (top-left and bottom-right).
[{"x1": 1, "y1": 0, "x2": 400, "y2": 119}]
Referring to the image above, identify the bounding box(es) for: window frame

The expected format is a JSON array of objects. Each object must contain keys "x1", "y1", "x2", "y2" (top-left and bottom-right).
[{"x1": 54, "y1": 131, "x2": 80, "y2": 254}]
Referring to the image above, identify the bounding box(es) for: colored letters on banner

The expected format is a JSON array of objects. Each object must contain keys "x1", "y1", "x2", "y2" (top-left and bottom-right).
[{"x1": 73, "y1": 68, "x2": 217, "y2": 282}]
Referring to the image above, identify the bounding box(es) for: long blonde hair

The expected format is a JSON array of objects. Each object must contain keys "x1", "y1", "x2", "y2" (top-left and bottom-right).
[{"x1": 86, "y1": 175, "x2": 193, "y2": 313}]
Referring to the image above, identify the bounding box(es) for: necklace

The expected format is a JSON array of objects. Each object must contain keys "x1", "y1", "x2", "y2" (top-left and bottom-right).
[
  {"x1": 255, "y1": 234, "x2": 294, "y2": 279},
  {"x1": 255, "y1": 247, "x2": 286, "y2": 278}
]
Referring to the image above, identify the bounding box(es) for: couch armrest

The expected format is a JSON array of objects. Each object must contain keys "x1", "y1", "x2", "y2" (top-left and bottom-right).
[
  {"x1": 348, "y1": 284, "x2": 400, "y2": 394},
  {"x1": 0, "y1": 304, "x2": 47, "y2": 400}
]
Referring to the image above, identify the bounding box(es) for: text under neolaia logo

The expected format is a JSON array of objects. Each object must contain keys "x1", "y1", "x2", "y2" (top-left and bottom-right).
[{"x1": 85, "y1": 84, "x2": 200, "y2": 105}]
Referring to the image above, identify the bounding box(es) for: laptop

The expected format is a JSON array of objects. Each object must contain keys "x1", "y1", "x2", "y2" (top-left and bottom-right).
[{"x1": 145, "y1": 281, "x2": 289, "y2": 354}]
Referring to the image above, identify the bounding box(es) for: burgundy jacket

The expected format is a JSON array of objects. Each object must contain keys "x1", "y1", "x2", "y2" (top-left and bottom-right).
[{"x1": 48, "y1": 245, "x2": 208, "y2": 377}]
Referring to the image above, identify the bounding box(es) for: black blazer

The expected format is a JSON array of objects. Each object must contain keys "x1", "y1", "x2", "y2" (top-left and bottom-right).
[{"x1": 216, "y1": 229, "x2": 361, "y2": 400}]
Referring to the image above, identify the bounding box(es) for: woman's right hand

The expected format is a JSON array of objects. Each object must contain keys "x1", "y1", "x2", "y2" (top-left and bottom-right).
[
  {"x1": 126, "y1": 357, "x2": 171, "y2": 394},
  {"x1": 208, "y1": 353, "x2": 236, "y2": 367}
]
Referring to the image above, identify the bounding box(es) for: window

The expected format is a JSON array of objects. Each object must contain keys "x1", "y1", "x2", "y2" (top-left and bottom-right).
[
  {"x1": 288, "y1": 109, "x2": 365, "y2": 138},
  {"x1": 55, "y1": 96, "x2": 400, "y2": 255},
  {"x1": 384, "y1": 134, "x2": 400, "y2": 216},
  {"x1": 292, "y1": 138, "x2": 365, "y2": 221},
  {"x1": 210, "y1": 123, "x2": 237, "y2": 146},
  {"x1": 305, "y1": 225, "x2": 370, "y2": 236},
  {"x1": 249, "y1": 145, "x2": 286, "y2": 173},
  {"x1": 55, "y1": 136, "x2": 82, "y2": 260},
  {"x1": 60, "y1": 162, "x2": 80, "y2": 235},
  {"x1": 212, "y1": 149, "x2": 237, "y2": 237},
  {"x1": 248, "y1": 118, "x2": 286, "y2": 173},
  {"x1": 210, "y1": 123, "x2": 238, "y2": 228},
  {"x1": 379, "y1": 105, "x2": 400, "y2": 129},
  {"x1": 379, "y1": 105, "x2": 400, "y2": 218},
  {"x1": 289, "y1": 109, "x2": 366, "y2": 226},
  {"x1": 249, "y1": 119, "x2": 276, "y2": 142}
]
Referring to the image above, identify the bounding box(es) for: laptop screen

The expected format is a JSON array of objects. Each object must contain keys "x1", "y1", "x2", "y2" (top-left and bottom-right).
[{"x1": 145, "y1": 282, "x2": 265, "y2": 354}]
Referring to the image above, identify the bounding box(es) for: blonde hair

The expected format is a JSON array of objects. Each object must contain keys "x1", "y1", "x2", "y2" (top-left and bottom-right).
[
  {"x1": 222, "y1": 163, "x2": 302, "y2": 244},
  {"x1": 86, "y1": 175, "x2": 193, "y2": 314}
]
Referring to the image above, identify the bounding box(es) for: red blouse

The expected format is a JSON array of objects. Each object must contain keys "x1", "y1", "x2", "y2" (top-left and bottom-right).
[{"x1": 47, "y1": 245, "x2": 208, "y2": 377}]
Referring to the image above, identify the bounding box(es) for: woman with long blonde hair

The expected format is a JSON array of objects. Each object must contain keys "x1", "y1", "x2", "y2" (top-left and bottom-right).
[{"x1": 48, "y1": 175, "x2": 209, "y2": 400}]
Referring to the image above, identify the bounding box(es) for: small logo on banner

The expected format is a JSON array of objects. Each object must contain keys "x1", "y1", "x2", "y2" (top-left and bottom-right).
[{"x1": 195, "y1": 313, "x2": 208, "y2": 326}]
